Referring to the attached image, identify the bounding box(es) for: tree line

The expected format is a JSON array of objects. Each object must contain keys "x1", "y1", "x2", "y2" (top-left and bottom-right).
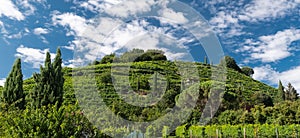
[{"x1": 1, "y1": 48, "x2": 64, "y2": 109}]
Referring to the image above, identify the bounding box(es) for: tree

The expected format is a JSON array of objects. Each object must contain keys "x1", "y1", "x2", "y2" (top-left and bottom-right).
[
  {"x1": 100, "y1": 53, "x2": 116, "y2": 64},
  {"x1": 241, "y1": 66, "x2": 254, "y2": 77},
  {"x1": 119, "y1": 49, "x2": 145, "y2": 62},
  {"x1": 31, "y1": 52, "x2": 52, "y2": 108},
  {"x1": 2, "y1": 58, "x2": 25, "y2": 109},
  {"x1": 31, "y1": 48, "x2": 64, "y2": 108},
  {"x1": 285, "y1": 83, "x2": 298, "y2": 101},
  {"x1": 251, "y1": 92, "x2": 273, "y2": 107},
  {"x1": 52, "y1": 48, "x2": 64, "y2": 107},
  {"x1": 277, "y1": 80, "x2": 285, "y2": 101},
  {"x1": 135, "y1": 49, "x2": 167, "y2": 62},
  {"x1": 220, "y1": 56, "x2": 241, "y2": 72},
  {"x1": 204, "y1": 56, "x2": 208, "y2": 65}
]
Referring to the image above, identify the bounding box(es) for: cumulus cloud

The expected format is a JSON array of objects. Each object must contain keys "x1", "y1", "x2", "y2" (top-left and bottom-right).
[
  {"x1": 52, "y1": 12, "x2": 88, "y2": 36},
  {"x1": 159, "y1": 8, "x2": 188, "y2": 24},
  {"x1": 209, "y1": 10, "x2": 243, "y2": 37},
  {"x1": 253, "y1": 65, "x2": 300, "y2": 92},
  {"x1": 76, "y1": 0, "x2": 124, "y2": 13},
  {"x1": 0, "y1": 78, "x2": 5, "y2": 86},
  {"x1": 239, "y1": 0, "x2": 300, "y2": 22},
  {"x1": 53, "y1": 0, "x2": 209, "y2": 66},
  {"x1": 33, "y1": 27, "x2": 49, "y2": 35},
  {"x1": 53, "y1": 12, "x2": 195, "y2": 63},
  {"x1": 0, "y1": 0, "x2": 25, "y2": 20},
  {"x1": 15, "y1": 45, "x2": 55, "y2": 68},
  {"x1": 209, "y1": 0, "x2": 300, "y2": 37},
  {"x1": 105, "y1": 0, "x2": 155, "y2": 18},
  {"x1": 51, "y1": 12, "x2": 121, "y2": 62},
  {"x1": 241, "y1": 28, "x2": 300, "y2": 62}
]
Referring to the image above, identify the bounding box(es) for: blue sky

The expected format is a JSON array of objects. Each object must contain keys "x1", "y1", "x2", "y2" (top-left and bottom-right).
[{"x1": 0, "y1": 0, "x2": 300, "y2": 91}]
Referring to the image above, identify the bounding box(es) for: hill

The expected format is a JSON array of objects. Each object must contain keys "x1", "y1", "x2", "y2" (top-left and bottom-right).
[
  {"x1": 21, "y1": 60, "x2": 277, "y2": 132},
  {"x1": 5, "y1": 52, "x2": 300, "y2": 137}
]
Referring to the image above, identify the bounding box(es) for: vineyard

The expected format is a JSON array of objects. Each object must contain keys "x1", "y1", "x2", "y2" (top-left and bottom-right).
[
  {"x1": 1, "y1": 50, "x2": 299, "y2": 137},
  {"x1": 176, "y1": 124, "x2": 300, "y2": 137}
]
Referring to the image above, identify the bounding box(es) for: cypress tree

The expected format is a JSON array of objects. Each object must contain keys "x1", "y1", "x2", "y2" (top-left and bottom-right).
[
  {"x1": 2, "y1": 58, "x2": 25, "y2": 109},
  {"x1": 31, "y1": 52, "x2": 53, "y2": 108},
  {"x1": 31, "y1": 49, "x2": 64, "y2": 108},
  {"x1": 204, "y1": 56, "x2": 208, "y2": 65},
  {"x1": 52, "y1": 48, "x2": 64, "y2": 107},
  {"x1": 278, "y1": 80, "x2": 285, "y2": 101},
  {"x1": 286, "y1": 83, "x2": 298, "y2": 101}
]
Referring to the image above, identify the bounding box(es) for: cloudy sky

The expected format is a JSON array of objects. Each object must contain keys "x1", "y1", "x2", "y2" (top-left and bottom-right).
[{"x1": 0, "y1": 0, "x2": 300, "y2": 92}]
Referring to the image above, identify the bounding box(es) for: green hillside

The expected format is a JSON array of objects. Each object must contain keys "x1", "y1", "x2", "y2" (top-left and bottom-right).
[
  {"x1": 2, "y1": 49, "x2": 299, "y2": 137},
  {"x1": 17, "y1": 60, "x2": 278, "y2": 137},
  {"x1": 23, "y1": 60, "x2": 277, "y2": 113}
]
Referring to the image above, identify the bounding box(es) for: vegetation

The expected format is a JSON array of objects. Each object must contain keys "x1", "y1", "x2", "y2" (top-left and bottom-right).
[
  {"x1": 2, "y1": 58, "x2": 25, "y2": 109},
  {"x1": 241, "y1": 66, "x2": 254, "y2": 76},
  {"x1": 30, "y1": 49, "x2": 64, "y2": 109},
  {"x1": 220, "y1": 56, "x2": 242, "y2": 73},
  {"x1": 0, "y1": 49, "x2": 299, "y2": 137}
]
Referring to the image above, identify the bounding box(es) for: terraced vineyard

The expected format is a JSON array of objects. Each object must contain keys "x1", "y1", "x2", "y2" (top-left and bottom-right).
[
  {"x1": 6, "y1": 56, "x2": 298, "y2": 137},
  {"x1": 19, "y1": 60, "x2": 280, "y2": 137}
]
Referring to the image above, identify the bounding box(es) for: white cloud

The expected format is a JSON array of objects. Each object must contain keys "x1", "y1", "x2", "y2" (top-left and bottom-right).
[
  {"x1": 51, "y1": 12, "x2": 120, "y2": 62},
  {"x1": 210, "y1": 11, "x2": 239, "y2": 29},
  {"x1": 24, "y1": 28, "x2": 30, "y2": 33},
  {"x1": 209, "y1": 10, "x2": 243, "y2": 37},
  {"x1": 33, "y1": 27, "x2": 49, "y2": 35},
  {"x1": 52, "y1": 12, "x2": 88, "y2": 36},
  {"x1": 240, "y1": 0, "x2": 300, "y2": 22},
  {"x1": 159, "y1": 8, "x2": 188, "y2": 24},
  {"x1": 54, "y1": 0, "x2": 201, "y2": 65},
  {"x1": 0, "y1": 0, "x2": 46, "y2": 21},
  {"x1": 253, "y1": 65, "x2": 300, "y2": 92},
  {"x1": 5, "y1": 32, "x2": 23, "y2": 39},
  {"x1": 17, "y1": 0, "x2": 36, "y2": 16},
  {"x1": 253, "y1": 65, "x2": 279, "y2": 82},
  {"x1": 15, "y1": 45, "x2": 55, "y2": 69},
  {"x1": 242, "y1": 28, "x2": 300, "y2": 62},
  {"x1": 105, "y1": 0, "x2": 155, "y2": 18},
  {"x1": 33, "y1": 28, "x2": 49, "y2": 43},
  {"x1": 209, "y1": 0, "x2": 300, "y2": 37},
  {"x1": 16, "y1": 0, "x2": 47, "y2": 15},
  {"x1": 0, "y1": 0, "x2": 25, "y2": 20},
  {"x1": 0, "y1": 78, "x2": 5, "y2": 86}
]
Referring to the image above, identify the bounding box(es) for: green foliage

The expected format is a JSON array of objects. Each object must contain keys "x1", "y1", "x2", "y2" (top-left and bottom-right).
[
  {"x1": 100, "y1": 72, "x2": 113, "y2": 84},
  {"x1": 162, "y1": 126, "x2": 169, "y2": 138},
  {"x1": 188, "y1": 125, "x2": 205, "y2": 137},
  {"x1": 100, "y1": 53, "x2": 116, "y2": 64},
  {"x1": 241, "y1": 66, "x2": 254, "y2": 76},
  {"x1": 2, "y1": 58, "x2": 25, "y2": 109},
  {"x1": 220, "y1": 56, "x2": 242, "y2": 72},
  {"x1": 277, "y1": 80, "x2": 285, "y2": 102},
  {"x1": 175, "y1": 124, "x2": 300, "y2": 137},
  {"x1": 285, "y1": 83, "x2": 298, "y2": 101},
  {"x1": 52, "y1": 48, "x2": 64, "y2": 108},
  {"x1": 251, "y1": 92, "x2": 273, "y2": 107},
  {"x1": 175, "y1": 124, "x2": 186, "y2": 137},
  {"x1": 118, "y1": 49, "x2": 167, "y2": 62},
  {"x1": 0, "y1": 86, "x2": 3, "y2": 96},
  {"x1": 4, "y1": 51, "x2": 298, "y2": 136},
  {"x1": 0, "y1": 104, "x2": 101, "y2": 137},
  {"x1": 30, "y1": 49, "x2": 64, "y2": 109}
]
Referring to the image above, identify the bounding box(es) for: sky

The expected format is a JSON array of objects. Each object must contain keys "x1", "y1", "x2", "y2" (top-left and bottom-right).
[{"x1": 0, "y1": 0, "x2": 300, "y2": 92}]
